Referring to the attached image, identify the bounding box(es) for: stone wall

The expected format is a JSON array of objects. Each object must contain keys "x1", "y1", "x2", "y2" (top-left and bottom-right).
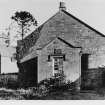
[
  {"x1": 34, "y1": 10, "x2": 105, "y2": 69},
  {"x1": 17, "y1": 10, "x2": 105, "y2": 88},
  {"x1": 81, "y1": 67, "x2": 105, "y2": 89},
  {"x1": 18, "y1": 10, "x2": 105, "y2": 68},
  {"x1": 37, "y1": 38, "x2": 81, "y2": 83}
]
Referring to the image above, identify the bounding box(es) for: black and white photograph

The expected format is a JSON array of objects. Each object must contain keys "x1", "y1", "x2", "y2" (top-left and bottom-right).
[{"x1": 0, "y1": 0, "x2": 105, "y2": 100}]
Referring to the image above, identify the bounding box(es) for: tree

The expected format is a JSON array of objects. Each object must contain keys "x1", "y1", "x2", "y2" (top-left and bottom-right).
[{"x1": 11, "y1": 11, "x2": 37, "y2": 40}]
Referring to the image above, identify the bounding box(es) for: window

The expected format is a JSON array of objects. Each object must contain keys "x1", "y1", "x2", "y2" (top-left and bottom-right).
[
  {"x1": 48, "y1": 48, "x2": 65, "y2": 76},
  {"x1": 53, "y1": 56, "x2": 63, "y2": 76}
]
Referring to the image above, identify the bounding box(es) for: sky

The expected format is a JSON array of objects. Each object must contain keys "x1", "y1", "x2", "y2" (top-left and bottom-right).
[
  {"x1": 1, "y1": 0, "x2": 105, "y2": 73},
  {"x1": 0, "y1": 0, "x2": 105, "y2": 34}
]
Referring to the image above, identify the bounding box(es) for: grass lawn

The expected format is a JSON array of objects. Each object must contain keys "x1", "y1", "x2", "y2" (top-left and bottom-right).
[
  {"x1": 37, "y1": 90, "x2": 105, "y2": 100},
  {"x1": 0, "y1": 88, "x2": 105, "y2": 100}
]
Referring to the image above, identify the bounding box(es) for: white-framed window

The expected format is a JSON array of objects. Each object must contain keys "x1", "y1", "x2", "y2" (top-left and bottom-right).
[
  {"x1": 52, "y1": 56, "x2": 63, "y2": 76},
  {"x1": 48, "y1": 48, "x2": 65, "y2": 76}
]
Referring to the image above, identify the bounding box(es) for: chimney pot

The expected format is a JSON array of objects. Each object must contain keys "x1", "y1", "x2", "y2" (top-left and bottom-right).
[{"x1": 59, "y1": 2, "x2": 66, "y2": 11}]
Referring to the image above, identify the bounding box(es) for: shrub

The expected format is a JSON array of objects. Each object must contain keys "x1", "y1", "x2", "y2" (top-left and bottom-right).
[{"x1": 38, "y1": 73, "x2": 68, "y2": 92}]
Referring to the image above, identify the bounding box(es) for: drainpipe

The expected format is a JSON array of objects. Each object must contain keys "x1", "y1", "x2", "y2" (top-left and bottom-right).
[{"x1": 78, "y1": 50, "x2": 82, "y2": 91}]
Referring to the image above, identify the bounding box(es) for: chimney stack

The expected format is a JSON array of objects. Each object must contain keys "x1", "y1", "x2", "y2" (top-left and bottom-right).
[{"x1": 59, "y1": 2, "x2": 66, "y2": 11}]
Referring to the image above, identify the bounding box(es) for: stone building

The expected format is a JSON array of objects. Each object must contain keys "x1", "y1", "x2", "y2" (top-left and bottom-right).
[{"x1": 17, "y1": 2, "x2": 105, "y2": 89}]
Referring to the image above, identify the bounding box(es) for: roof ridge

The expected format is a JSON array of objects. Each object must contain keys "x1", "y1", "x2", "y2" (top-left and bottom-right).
[
  {"x1": 23, "y1": 11, "x2": 59, "y2": 41},
  {"x1": 37, "y1": 37, "x2": 81, "y2": 50},
  {"x1": 57, "y1": 37, "x2": 81, "y2": 48},
  {"x1": 62, "y1": 10, "x2": 105, "y2": 37},
  {"x1": 23, "y1": 9, "x2": 105, "y2": 42}
]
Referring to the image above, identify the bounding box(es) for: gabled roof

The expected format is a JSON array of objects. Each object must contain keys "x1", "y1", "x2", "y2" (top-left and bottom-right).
[
  {"x1": 21, "y1": 9, "x2": 105, "y2": 51},
  {"x1": 19, "y1": 9, "x2": 105, "y2": 62},
  {"x1": 37, "y1": 37, "x2": 81, "y2": 50},
  {"x1": 20, "y1": 37, "x2": 81, "y2": 63},
  {"x1": 58, "y1": 37, "x2": 81, "y2": 48}
]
